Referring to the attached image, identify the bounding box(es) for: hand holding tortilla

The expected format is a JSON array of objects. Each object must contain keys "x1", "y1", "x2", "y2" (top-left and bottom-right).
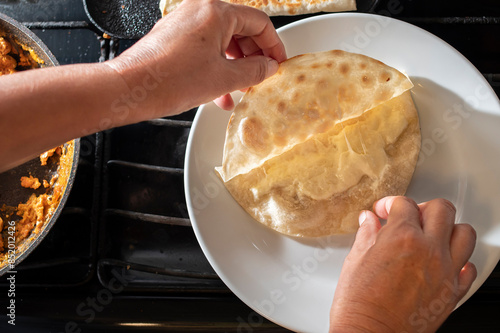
[
  {"x1": 216, "y1": 50, "x2": 421, "y2": 237},
  {"x1": 330, "y1": 196, "x2": 477, "y2": 332},
  {"x1": 0, "y1": 0, "x2": 286, "y2": 172}
]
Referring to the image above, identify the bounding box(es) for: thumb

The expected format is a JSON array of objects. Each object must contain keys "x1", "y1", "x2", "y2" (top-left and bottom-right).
[
  {"x1": 350, "y1": 210, "x2": 382, "y2": 255},
  {"x1": 227, "y1": 55, "x2": 279, "y2": 89}
]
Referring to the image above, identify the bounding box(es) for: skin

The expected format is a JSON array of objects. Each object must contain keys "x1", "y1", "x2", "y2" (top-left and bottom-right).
[
  {"x1": 0, "y1": 0, "x2": 286, "y2": 172},
  {"x1": 0, "y1": 0, "x2": 477, "y2": 331},
  {"x1": 330, "y1": 197, "x2": 477, "y2": 332}
]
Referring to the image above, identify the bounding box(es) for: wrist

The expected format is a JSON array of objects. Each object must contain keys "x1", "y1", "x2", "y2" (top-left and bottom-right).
[
  {"x1": 330, "y1": 317, "x2": 400, "y2": 333},
  {"x1": 104, "y1": 50, "x2": 188, "y2": 120},
  {"x1": 330, "y1": 300, "x2": 410, "y2": 333}
]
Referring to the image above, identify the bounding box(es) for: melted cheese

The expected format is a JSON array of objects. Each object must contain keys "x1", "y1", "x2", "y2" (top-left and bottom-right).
[{"x1": 247, "y1": 93, "x2": 410, "y2": 202}]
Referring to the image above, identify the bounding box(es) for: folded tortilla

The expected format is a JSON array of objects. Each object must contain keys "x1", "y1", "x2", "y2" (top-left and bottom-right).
[
  {"x1": 216, "y1": 50, "x2": 421, "y2": 237},
  {"x1": 159, "y1": 0, "x2": 356, "y2": 16}
]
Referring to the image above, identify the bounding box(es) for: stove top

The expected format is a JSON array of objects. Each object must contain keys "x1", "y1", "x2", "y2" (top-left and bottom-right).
[{"x1": 0, "y1": 0, "x2": 499, "y2": 332}]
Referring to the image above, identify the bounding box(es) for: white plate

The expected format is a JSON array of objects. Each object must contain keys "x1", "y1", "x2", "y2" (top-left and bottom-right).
[{"x1": 185, "y1": 13, "x2": 500, "y2": 333}]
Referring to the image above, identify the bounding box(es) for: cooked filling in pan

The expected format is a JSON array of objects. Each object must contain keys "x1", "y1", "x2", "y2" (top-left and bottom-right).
[
  {"x1": 0, "y1": 31, "x2": 74, "y2": 264},
  {"x1": 0, "y1": 34, "x2": 41, "y2": 75},
  {"x1": 0, "y1": 145, "x2": 73, "y2": 254}
]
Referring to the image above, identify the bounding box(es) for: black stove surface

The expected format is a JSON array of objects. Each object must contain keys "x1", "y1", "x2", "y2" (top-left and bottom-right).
[{"x1": 0, "y1": 0, "x2": 499, "y2": 332}]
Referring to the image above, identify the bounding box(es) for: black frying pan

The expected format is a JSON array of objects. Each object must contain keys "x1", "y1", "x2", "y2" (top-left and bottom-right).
[
  {"x1": 0, "y1": 12, "x2": 80, "y2": 276},
  {"x1": 83, "y1": 0, "x2": 162, "y2": 39}
]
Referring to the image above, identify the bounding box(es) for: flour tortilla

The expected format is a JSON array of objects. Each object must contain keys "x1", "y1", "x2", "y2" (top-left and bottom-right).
[
  {"x1": 218, "y1": 50, "x2": 414, "y2": 182},
  {"x1": 216, "y1": 50, "x2": 421, "y2": 237},
  {"x1": 159, "y1": 0, "x2": 356, "y2": 16}
]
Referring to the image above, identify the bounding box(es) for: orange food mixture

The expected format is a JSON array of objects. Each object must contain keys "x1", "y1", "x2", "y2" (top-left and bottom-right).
[
  {"x1": 0, "y1": 143, "x2": 73, "y2": 256},
  {"x1": 0, "y1": 217, "x2": 3, "y2": 251},
  {"x1": 0, "y1": 34, "x2": 41, "y2": 75},
  {"x1": 20, "y1": 175, "x2": 42, "y2": 190},
  {"x1": 0, "y1": 32, "x2": 72, "y2": 264},
  {"x1": 40, "y1": 147, "x2": 62, "y2": 166}
]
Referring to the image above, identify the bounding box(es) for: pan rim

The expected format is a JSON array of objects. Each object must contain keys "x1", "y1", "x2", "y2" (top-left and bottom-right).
[{"x1": 0, "y1": 13, "x2": 80, "y2": 276}]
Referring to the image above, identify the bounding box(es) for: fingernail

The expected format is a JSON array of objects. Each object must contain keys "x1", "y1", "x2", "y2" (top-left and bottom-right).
[
  {"x1": 385, "y1": 196, "x2": 398, "y2": 212},
  {"x1": 374, "y1": 198, "x2": 386, "y2": 214},
  {"x1": 266, "y1": 58, "x2": 279, "y2": 77},
  {"x1": 374, "y1": 196, "x2": 396, "y2": 214},
  {"x1": 359, "y1": 211, "x2": 367, "y2": 226}
]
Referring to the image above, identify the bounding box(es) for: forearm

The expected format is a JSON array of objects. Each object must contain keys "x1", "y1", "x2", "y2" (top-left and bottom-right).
[
  {"x1": 0, "y1": 0, "x2": 286, "y2": 172},
  {"x1": 0, "y1": 61, "x2": 177, "y2": 172}
]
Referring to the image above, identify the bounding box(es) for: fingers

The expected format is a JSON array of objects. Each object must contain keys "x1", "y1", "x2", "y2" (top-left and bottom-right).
[
  {"x1": 456, "y1": 261, "x2": 477, "y2": 300},
  {"x1": 228, "y1": 3, "x2": 287, "y2": 62},
  {"x1": 450, "y1": 223, "x2": 476, "y2": 272},
  {"x1": 227, "y1": 36, "x2": 263, "y2": 59},
  {"x1": 372, "y1": 196, "x2": 397, "y2": 219},
  {"x1": 226, "y1": 55, "x2": 279, "y2": 89},
  {"x1": 375, "y1": 197, "x2": 461, "y2": 242},
  {"x1": 373, "y1": 196, "x2": 477, "y2": 286},
  {"x1": 213, "y1": 56, "x2": 279, "y2": 109},
  {"x1": 226, "y1": 37, "x2": 245, "y2": 59},
  {"x1": 374, "y1": 196, "x2": 421, "y2": 229},
  {"x1": 419, "y1": 198, "x2": 457, "y2": 241},
  {"x1": 213, "y1": 94, "x2": 235, "y2": 111},
  {"x1": 350, "y1": 210, "x2": 381, "y2": 255},
  {"x1": 215, "y1": 2, "x2": 284, "y2": 107}
]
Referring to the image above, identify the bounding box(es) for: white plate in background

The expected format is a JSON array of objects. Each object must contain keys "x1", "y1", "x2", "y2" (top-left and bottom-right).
[{"x1": 185, "y1": 13, "x2": 500, "y2": 333}]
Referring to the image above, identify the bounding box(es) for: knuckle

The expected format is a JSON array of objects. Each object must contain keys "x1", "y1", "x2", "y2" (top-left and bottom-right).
[
  {"x1": 398, "y1": 196, "x2": 416, "y2": 204},
  {"x1": 393, "y1": 224, "x2": 423, "y2": 248},
  {"x1": 400, "y1": 227, "x2": 420, "y2": 243},
  {"x1": 433, "y1": 198, "x2": 457, "y2": 214},
  {"x1": 427, "y1": 248, "x2": 446, "y2": 268},
  {"x1": 205, "y1": 0, "x2": 219, "y2": 8},
  {"x1": 393, "y1": 196, "x2": 419, "y2": 211}
]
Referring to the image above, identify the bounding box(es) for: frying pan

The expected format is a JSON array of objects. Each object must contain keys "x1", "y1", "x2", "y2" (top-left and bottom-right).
[
  {"x1": 83, "y1": 0, "x2": 162, "y2": 39},
  {"x1": 0, "y1": 12, "x2": 80, "y2": 276}
]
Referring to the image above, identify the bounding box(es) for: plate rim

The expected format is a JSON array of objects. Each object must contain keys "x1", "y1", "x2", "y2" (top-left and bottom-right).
[{"x1": 185, "y1": 12, "x2": 500, "y2": 332}]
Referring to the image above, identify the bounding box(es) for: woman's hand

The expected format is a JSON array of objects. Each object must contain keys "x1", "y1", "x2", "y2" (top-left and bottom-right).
[
  {"x1": 107, "y1": 0, "x2": 287, "y2": 114},
  {"x1": 330, "y1": 196, "x2": 477, "y2": 333},
  {"x1": 0, "y1": 0, "x2": 286, "y2": 171}
]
